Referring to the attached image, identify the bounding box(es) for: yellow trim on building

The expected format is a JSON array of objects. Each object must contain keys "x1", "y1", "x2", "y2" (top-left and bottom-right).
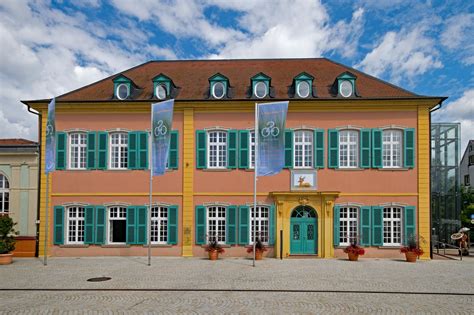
[
  {"x1": 51, "y1": 192, "x2": 183, "y2": 197},
  {"x1": 182, "y1": 108, "x2": 194, "y2": 256},
  {"x1": 38, "y1": 111, "x2": 51, "y2": 257},
  {"x1": 417, "y1": 105, "x2": 431, "y2": 260}
]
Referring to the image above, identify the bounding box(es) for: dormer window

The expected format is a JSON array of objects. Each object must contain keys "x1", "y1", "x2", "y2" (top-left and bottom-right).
[
  {"x1": 293, "y1": 72, "x2": 314, "y2": 98},
  {"x1": 209, "y1": 73, "x2": 229, "y2": 99},
  {"x1": 337, "y1": 72, "x2": 357, "y2": 98},
  {"x1": 152, "y1": 74, "x2": 172, "y2": 100},
  {"x1": 113, "y1": 74, "x2": 133, "y2": 100},
  {"x1": 251, "y1": 73, "x2": 271, "y2": 99}
]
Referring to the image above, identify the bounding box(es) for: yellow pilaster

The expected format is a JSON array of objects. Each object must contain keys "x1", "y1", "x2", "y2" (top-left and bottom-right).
[
  {"x1": 182, "y1": 108, "x2": 194, "y2": 256},
  {"x1": 323, "y1": 199, "x2": 334, "y2": 258},
  {"x1": 38, "y1": 111, "x2": 52, "y2": 257},
  {"x1": 418, "y1": 106, "x2": 431, "y2": 259}
]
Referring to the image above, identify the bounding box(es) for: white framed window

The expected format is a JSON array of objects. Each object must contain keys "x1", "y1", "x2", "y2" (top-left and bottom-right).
[
  {"x1": 207, "y1": 131, "x2": 227, "y2": 169},
  {"x1": 116, "y1": 83, "x2": 130, "y2": 100},
  {"x1": 294, "y1": 130, "x2": 313, "y2": 168},
  {"x1": 151, "y1": 206, "x2": 168, "y2": 244},
  {"x1": 108, "y1": 206, "x2": 127, "y2": 244},
  {"x1": 212, "y1": 82, "x2": 226, "y2": 99},
  {"x1": 296, "y1": 81, "x2": 310, "y2": 98},
  {"x1": 68, "y1": 132, "x2": 87, "y2": 169},
  {"x1": 66, "y1": 206, "x2": 85, "y2": 244},
  {"x1": 249, "y1": 130, "x2": 256, "y2": 169},
  {"x1": 250, "y1": 206, "x2": 269, "y2": 244},
  {"x1": 109, "y1": 133, "x2": 128, "y2": 169},
  {"x1": 383, "y1": 207, "x2": 402, "y2": 246},
  {"x1": 339, "y1": 130, "x2": 359, "y2": 168},
  {"x1": 339, "y1": 80, "x2": 353, "y2": 97},
  {"x1": 207, "y1": 206, "x2": 226, "y2": 244},
  {"x1": 339, "y1": 207, "x2": 358, "y2": 246},
  {"x1": 155, "y1": 84, "x2": 167, "y2": 100},
  {"x1": 382, "y1": 129, "x2": 402, "y2": 168},
  {"x1": 0, "y1": 174, "x2": 10, "y2": 214},
  {"x1": 254, "y1": 81, "x2": 268, "y2": 98}
]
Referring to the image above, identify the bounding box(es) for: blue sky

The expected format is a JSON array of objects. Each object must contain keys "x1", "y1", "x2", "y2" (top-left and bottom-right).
[{"x1": 0, "y1": 0, "x2": 473, "y2": 150}]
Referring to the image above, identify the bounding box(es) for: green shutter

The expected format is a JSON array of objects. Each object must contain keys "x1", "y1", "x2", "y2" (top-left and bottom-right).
[
  {"x1": 196, "y1": 130, "x2": 207, "y2": 169},
  {"x1": 226, "y1": 206, "x2": 237, "y2": 244},
  {"x1": 168, "y1": 205, "x2": 178, "y2": 245},
  {"x1": 53, "y1": 206, "x2": 64, "y2": 245},
  {"x1": 136, "y1": 206, "x2": 147, "y2": 244},
  {"x1": 239, "y1": 206, "x2": 249, "y2": 245},
  {"x1": 126, "y1": 206, "x2": 136, "y2": 244},
  {"x1": 195, "y1": 206, "x2": 206, "y2": 245},
  {"x1": 284, "y1": 129, "x2": 293, "y2": 168},
  {"x1": 56, "y1": 132, "x2": 67, "y2": 170},
  {"x1": 372, "y1": 206, "x2": 383, "y2": 246},
  {"x1": 328, "y1": 129, "x2": 339, "y2": 168},
  {"x1": 97, "y1": 132, "x2": 108, "y2": 170},
  {"x1": 238, "y1": 130, "x2": 249, "y2": 169},
  {"x1": 404, "y1": 128, "x2": 415, "y2": 168},
  {"x1": 269, "y1": 205, "x2": 275, "y2": 245},
  {"x1": 84, "y1": 206, "x2": 95, "y2": 244},
  {"x1": 168, "y1": 131, "x2": 179, "y2": 169},
  {"x1": 137, "y1": 132, "x2": 148, "y2": 170},
  {"x1": 128, "y1": 132, "x2": 138, "y2": 169},
  {"x1": 227, "y1": 130, "x2": 238, "y2": 169},
  {"x1": 360, "y1": 206, "x2": 371, "y2": 246},
  {"x1": 404, "y1": 206, "x2": 416, "y2": 245},
  {"x1": 372, "y1": 129, "x2": 382, "y2": 168},
  {"x1": 87, "y1": 132, "x2": 96, "y2": 170},
  {"x1": 314, "y1": 129, "x2": 324, "y2": 168},
  {"x1": 95, "y1": 206, "x2": 106, "y2": 244},
  {"x1": 360, "y1": 129, "x2": 371, "y2": 168},
  {"x1": 333, "y1": 206, "x2": 340, "y2": 246}
]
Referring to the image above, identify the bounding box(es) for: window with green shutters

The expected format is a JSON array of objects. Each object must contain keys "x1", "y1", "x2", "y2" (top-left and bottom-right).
[
  {"x1": 196, "y1": 130, "x2": 238, "y2": 170},
  {"x1": 53, "y1": 206, "x2": 65, "y2": 245},
  {"x1": 404, "y1": 128, "x2": 415, "y2": 168},
  {"x1": 360, "y1": 129, "x2": 371, "y2": 168},
  {"x1": 328, "y1": 129, "x2": 339, "y2": 168},
  {"x1": 195, "y1": 206, "x2": 206, "y2": 244},
  {"x1": 56, "y1": 132, "x2": 67, "y2": 170},
  {"x1": 226, "y1": 206, "x2": 237, "y2": 244},
  {"x1": 239, "y1": 206, "x2": 249, "y2": 245}
]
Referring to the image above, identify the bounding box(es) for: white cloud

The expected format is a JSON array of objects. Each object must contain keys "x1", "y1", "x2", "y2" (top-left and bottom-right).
[
  {"x1": 356, "y1": 26, "x2": 442, "y2": 84},
  {"x1": 441, "y1": 13, "x2": 474, "y2": 65},
  {"x1": 0, "y1": 0, "x2": 176, "y2": 141},
  {"x1": 432, "y1": 89, "x2": 474, "y2": 152}
]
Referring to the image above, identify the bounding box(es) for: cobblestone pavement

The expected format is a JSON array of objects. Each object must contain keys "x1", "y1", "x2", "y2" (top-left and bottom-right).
[{"x1": 1, "y1": 257, "x2": 473, "y2": 314}]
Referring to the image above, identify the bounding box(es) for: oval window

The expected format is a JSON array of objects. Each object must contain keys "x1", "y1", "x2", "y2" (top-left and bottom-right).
[
  {"x1": 116, "y1": 83, "x2": 129, "y2": 100},
  {"x1": 212, "y1": 82, "x2": 225, "y2": 99},
  {"x1": 296, "y1": 81, "x2": 310, "y2": 98},
  {"x1": 254, "y1": 81, "x2": 267, "y2": 98},
  {"x1": 155, "y1": 84, "x2": 167, "y2": 100},
  {"x1": 340, "y1": 80, "x2": 353, "y2": 98}
]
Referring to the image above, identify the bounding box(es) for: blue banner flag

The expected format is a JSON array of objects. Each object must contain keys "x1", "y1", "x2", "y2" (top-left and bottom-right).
[
  {"x1": 45, "y1": 98, "x2": 56, "y2": 174},
  {"x1": 257, "y1": 101, "x2": 288, "y2": 176},
  {"x1": 151, "y1": 99, "x2": 174, "y2": 176}
]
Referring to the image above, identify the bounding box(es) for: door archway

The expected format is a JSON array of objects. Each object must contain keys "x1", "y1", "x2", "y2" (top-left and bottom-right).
[{"x1": 290, "y1": 206, "x2": 318, "y2": 255}]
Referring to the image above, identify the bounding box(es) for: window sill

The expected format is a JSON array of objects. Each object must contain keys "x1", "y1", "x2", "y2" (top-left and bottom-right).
[
  {"x1": 101, "y1": 244, "x2": 130, "y2": 248},
  {"x1": 201, "y1": 168, "x2": 233, "y2": 172},
  {"x1": 200, "y1": 244, "x2": 232, "y2": 248},
  {"x1": 333, "y1": 168, "x2": 365, "y2": 171},
  {"x1": 142, "y1": 244, "x2": 173, "y2": 248},
  {"x1": 59, "y1": 244, "x2": 89, "y2": 248},
  {"x1": 376, "y1": 168, "x2": 410, "y2": 171}
]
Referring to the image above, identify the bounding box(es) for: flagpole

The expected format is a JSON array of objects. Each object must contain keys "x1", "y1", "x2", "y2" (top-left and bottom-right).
[
  {"x1": 253, "y1": 102, "x2": 258, "y2": 267},
  {"x1": 148, "y1": 114, "x2": 153, "y2": 266},
  {"x1": 43, "y1": 173, "x2": 49, "y2": 266}
]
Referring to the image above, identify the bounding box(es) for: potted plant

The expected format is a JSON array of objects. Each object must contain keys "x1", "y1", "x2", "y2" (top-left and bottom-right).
[
  {"x1": 0, "y1": 216, "x2": 18, "y2": 265},
  {"x1": 400, "y1": 235, "x2": 424, "y2": 262},
  {"x1": 343, "y1": 238, "x2": 365, "y2": 261},
  {"x1": 247, "y1": 236, "x2": 267, "y2": 260},
  {"x1": 204, "y1": 234, "x2": 225, "y2": 261}
]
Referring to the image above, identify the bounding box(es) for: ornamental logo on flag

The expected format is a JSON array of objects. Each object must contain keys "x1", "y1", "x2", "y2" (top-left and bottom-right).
[
  {"x1": 257, "y1": 101, "x2": 288, "y2": 176},
  {"x1": 151, "y1": 99, "x2": 174, "y2": 176},
  {"x1": 45, "y1": 98, "x2": 56, "y2": 174}
]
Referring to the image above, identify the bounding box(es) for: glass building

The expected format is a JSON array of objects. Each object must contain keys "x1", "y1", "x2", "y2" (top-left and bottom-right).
[{"x1": 431, "y1": 123, "x2": 461, "y2": 245}]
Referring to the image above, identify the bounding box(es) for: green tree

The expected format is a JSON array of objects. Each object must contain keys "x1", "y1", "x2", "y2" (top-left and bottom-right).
[{"x1": 460, "y1": 186, "x2": 474, "y2": 226}]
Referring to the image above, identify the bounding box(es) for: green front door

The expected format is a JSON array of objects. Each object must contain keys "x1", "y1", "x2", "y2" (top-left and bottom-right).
[{"x1": 290, "y1": 207, "x2": 318, "y2": 255}]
